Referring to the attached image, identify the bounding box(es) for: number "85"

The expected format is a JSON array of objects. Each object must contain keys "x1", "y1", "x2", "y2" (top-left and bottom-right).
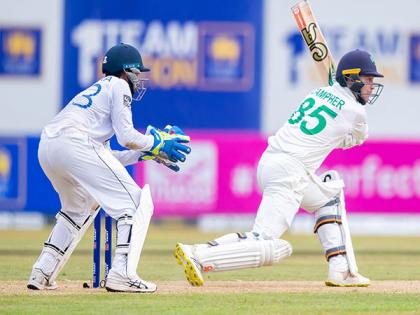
[{"x1": 288, "y1": 97, "x2": 337, "y2": 135}]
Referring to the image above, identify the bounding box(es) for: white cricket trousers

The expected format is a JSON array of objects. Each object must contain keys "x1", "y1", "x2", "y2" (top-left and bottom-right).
[
  {"x1": 38, "y1": 131, "x2": 141, "y2": 225},
  {"x1": 252, "y1": 151, "x2": 311, "y2": 239}
]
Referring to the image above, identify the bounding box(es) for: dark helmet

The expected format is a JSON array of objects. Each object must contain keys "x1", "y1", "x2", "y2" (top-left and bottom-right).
[
  {"x1": 336, "y1": 49, "x2": 384, "y2": 105},
  {"x1": 102, "y1": 43, "x2": 150, "y2": 101},
  {"x1": 102, "y1": 43, "x2": 149, "y2": 75}
]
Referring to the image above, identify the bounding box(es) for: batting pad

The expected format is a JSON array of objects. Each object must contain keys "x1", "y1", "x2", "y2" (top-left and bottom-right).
[
  {"x1": 195, "y1": 239, "x2": 292, "y2": 272},
  {"x1": 126, "y1": 184, "x2": 154, "y2": 278}
]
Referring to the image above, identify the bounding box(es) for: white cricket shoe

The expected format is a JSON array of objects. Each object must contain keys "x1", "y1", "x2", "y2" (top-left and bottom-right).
[
  {"x1": 325, "y1": 270, "x2": 370, "y2": 287},
  {"x1": 174, "y1": 243, "x2": 204, "y2": 287},
  {"x1": 27, "y1": 268, "x2": 58, "y2": 290},
  {"x1": 105, "y1": 269, "x2": 157, "y2": 293}
]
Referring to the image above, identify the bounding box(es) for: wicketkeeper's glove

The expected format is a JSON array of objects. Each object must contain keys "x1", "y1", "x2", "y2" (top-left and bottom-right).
[{"x1": 141, "y1": 125, "x2": 191, "y2": 171}]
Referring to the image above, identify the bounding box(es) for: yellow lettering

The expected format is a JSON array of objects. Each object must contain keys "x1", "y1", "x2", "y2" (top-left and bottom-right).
[{"x1": 144, "y1": 57, "x2": 197, "y2": 89}]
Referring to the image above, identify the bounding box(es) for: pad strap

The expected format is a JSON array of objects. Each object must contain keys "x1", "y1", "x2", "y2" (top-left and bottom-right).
[
  {"x1": 325, "y1": 245, "x2": 346, "y2": 261},
  {"x1": 314, "y1": 215, "x2": 342, "y2": 233},
  {"x1": 43, "y1": 242, "x2": 65, "y2": 257},
  {"x1": 56, "y1": 211, "x2": 81, "y2": 231}
]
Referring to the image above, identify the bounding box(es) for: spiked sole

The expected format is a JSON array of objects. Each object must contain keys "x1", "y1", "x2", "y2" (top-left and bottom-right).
[
  {"x1": 174, "y1": 243, "x2": 204, "y2": 287},
  {"x1": 105, "y1": 286, "x2": 156, "y2": 293},
  {"x1": 325, "y1": 280, "x2": 370, "y2": 287}
]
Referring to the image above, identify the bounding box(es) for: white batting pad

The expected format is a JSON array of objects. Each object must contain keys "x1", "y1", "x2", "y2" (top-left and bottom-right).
[
  {"x1": 126, "y1": 184, "x2": 154, "y2": 279},
  {"x1": 312, "y1": 170, "x2": 359, "y2": 275},
  {"x1": 194, "y1": 238, "x2": 292, "y2": 272},
  {"x1": 48, "y1": 207, "x2": 99, "y2": 284}
]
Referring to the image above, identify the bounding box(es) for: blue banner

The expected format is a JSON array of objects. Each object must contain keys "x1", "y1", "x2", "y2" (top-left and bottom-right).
[{"x1": 63, "y1": 0, "x2": 262, "y2": 130}]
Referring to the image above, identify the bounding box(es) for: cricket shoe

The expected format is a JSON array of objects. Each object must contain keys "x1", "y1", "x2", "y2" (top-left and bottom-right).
[
  {"x1": 27, "y1": 268, "x2": 58, "y2": 290},
  {"x1": 325, "y1": 270, "x2": 370, "y2": 287},
  {"x1": 174, "y1": 243, "x2": 204, "y2": 287},
  {"x1": 105, "y1": 269, "x2": 157, "y2": 293}
]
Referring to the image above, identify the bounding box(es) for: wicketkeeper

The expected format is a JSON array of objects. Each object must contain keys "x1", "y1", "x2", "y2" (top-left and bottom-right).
[
  {"x1": 175, "y1": 49, "x2": 384, "y2": 287},
  {"x1": 28, "y1": 43, "x2": 191, "y2": 293}
]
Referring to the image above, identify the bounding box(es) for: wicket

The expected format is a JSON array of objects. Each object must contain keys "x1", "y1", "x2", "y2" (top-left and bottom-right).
[{"x1": 92, "y1": 209, "x2": 113, "y2": 288}]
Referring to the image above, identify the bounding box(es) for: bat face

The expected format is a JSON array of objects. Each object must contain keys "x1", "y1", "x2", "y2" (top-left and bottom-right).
[{"x1": 291, "y1": 0, "x2": 336, "y2": 86}]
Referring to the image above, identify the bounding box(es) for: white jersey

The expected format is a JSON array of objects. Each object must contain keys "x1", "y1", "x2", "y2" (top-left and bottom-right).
[
  {"x1": 267, "y1": 83, "x2": 368, "y2": 172},
  {"x1": 43, "y1": 76, "x2": 154, "y2": 151}
]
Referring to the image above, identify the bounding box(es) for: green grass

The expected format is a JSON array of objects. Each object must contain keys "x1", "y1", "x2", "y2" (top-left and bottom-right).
[
  {"x1": 1, "y1": 223, "x2": 420, "y2": 314},
  {"x1": 2, "y1": 293, "x2": 420, "y2": 315}
]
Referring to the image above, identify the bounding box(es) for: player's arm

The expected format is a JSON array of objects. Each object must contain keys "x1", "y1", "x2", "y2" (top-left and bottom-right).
[
  {"x1": 102, "y1": 140, "x2": 141, "y2": 166},
  {"x1": 339, "y1": 111, "x2": 368, "y2": 149},
  {"x1": 112, "y1": 149, "x2": 144, "y2": 166},
  {"x1": 105, "y1": 140, "x2": 181, "y2": 171},
  {"x1": 110, "y1": 80, "x2": 154, "y2": 151},
  {"x1": 110, "y1": 80, "x2": 190, "y2": 167},
  {"x1": 352, "y1": 111, "x2": 368, "y2": 144}
]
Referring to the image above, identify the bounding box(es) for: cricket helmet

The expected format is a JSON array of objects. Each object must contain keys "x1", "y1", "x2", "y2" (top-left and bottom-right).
[
  {"x1": 102, "y1": 43, "x2": 149, "y2": 75},
  {"x1": 336, "y1": 49, "x2": 384, "y2": 105},
  {"x1": 102, "y1": 43, "x2": 150, "y2": 101}
]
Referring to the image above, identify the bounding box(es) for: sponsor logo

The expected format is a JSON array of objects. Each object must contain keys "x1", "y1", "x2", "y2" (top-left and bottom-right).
[
  {"x1": 301, "y1": 23, "x2": 328, "y2": 62},
  {"x1": 0, "y1": 139, "x2": 27, "y2": 209},
  {"x1": 0, "y1": 149, "x2": 11, "y2": 196},
  {"x1": 0, "y1": 27, "x2": 42, "y2": 76},
  {"x1": 202, "y1": 265, "x2": 214, "y2": 272},
  {"x1": 198, "y1": 22, "x2": 254, "y2": 91},
  {"x1": 123, "y1": 94, "x2": 132, "y2": 107}
]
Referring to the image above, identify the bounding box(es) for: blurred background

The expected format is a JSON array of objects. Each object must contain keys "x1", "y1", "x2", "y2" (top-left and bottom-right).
[{"x1": 0, "y1": 0, "x2": 419, "y2": 235}]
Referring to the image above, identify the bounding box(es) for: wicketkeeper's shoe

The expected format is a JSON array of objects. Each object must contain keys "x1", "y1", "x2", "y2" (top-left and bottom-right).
[
  {"x1": 27, "y1": 268, "x2": 58, "y2": 290},
  {"x1": 105, "y1": 269, "x2": 157, "y2": 293},
  {"x1": 174, "y1": 243, "x2": 204, "y2": 287},
  {"x1": 325, "y1": 270, "x2": 370, "y2": 287}
]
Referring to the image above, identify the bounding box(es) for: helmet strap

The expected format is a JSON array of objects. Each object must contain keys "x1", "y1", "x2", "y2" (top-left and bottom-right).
[{"x1": 345, "y1": 74, "x2": 366, "y2": 105}]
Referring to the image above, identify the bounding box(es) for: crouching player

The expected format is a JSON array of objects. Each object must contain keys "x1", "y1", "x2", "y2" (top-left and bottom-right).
[
  {"x1": 28, "y1": 43, "x2": 191, "y2": 293},
  {"x1": 175, "y1": 49, "x2": 384, "y2": 287}
]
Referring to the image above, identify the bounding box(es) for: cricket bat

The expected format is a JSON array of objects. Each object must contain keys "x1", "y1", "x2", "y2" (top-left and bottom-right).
[{"x1": 291, "y1": 0, "x2": 336, "y2": 86}]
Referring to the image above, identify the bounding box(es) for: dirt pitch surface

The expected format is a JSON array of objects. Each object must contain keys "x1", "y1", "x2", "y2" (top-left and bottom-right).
[{"x1": 2, "y1": 280, "x2": 420, "y2": 295}]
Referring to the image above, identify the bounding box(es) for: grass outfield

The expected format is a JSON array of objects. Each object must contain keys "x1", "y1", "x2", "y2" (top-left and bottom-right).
[{"x1": 1, "y1": 223, "x2": 420, "y2": 314}]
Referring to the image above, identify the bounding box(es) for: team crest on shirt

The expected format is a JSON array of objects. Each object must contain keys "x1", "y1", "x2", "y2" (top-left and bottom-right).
[{"x1": 123, "y1": 95, "x2": 132, "y2": 107}]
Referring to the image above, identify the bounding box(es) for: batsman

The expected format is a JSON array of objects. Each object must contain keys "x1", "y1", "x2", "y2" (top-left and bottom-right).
[
  {"x1": 175, "y1": 49, "x2": 384, "y2": 287},
  {"x1": 28, "y1": 43, "x2": 191, "y2": 293}
]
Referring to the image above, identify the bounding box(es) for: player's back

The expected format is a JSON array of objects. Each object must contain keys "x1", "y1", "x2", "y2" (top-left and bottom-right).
[
  {"x1": 268, "y1": 83, "x2": 366, "y2": 172},
  {"x1": 43, "y1": 76, "x2": 130, "y2": 144}
]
